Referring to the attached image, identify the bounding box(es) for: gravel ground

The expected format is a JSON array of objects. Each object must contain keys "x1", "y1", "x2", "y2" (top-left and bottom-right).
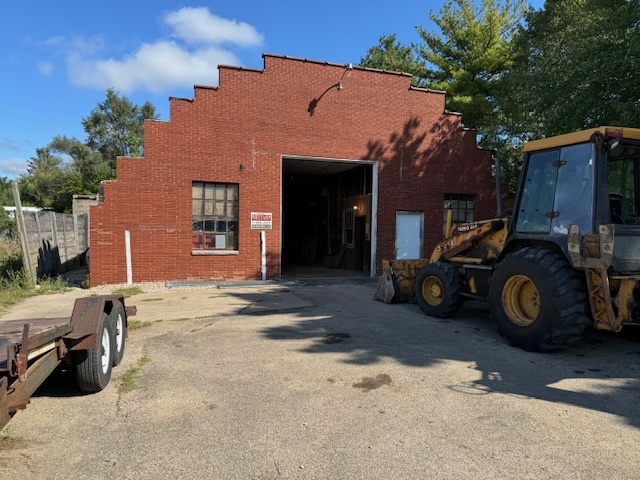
[{"x1": 62, "y1": 266, "x2": 273, "y2": 296}]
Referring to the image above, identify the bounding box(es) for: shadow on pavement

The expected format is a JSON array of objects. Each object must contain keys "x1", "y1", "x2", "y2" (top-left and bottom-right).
[{"x1": 229, "y1": 283, "x2": 640, "y2": 429}]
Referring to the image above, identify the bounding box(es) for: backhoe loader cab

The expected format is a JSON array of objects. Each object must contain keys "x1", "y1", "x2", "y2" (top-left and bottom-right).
[
  {"x1": 376, "y1": 126, "x2": 640, "y2": 351},
  {"x1": 513, "y1": 126, "x2": 640, "y2": 273}
]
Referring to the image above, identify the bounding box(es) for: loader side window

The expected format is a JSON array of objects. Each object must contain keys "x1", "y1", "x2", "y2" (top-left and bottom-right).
[
  {"x1": 550, "y1": 143, "x2": 594, "y2": 234},
  {"x1": 192, "y1": 182, "x2": 239, "y2": 251},
  {"x1": 608, "y1": 157, "x2": 637, "y2": 224},
  {"x1": 515, "y1": 150, "x2": 559, "y2": 233}
]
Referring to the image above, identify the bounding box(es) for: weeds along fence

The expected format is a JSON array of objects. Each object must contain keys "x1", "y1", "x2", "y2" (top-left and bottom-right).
[{"x1": 17, "y1": 211, "x2": 89, "y2": 279}]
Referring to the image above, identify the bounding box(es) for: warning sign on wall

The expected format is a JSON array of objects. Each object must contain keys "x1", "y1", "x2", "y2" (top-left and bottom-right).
[{"x1": 250, "y1": 212, "x2": 272, "y2": 230}]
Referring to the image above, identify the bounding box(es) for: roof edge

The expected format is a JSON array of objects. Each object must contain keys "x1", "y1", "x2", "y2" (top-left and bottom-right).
[
  {"x1": 409, "y1": 85, "x2": 447, "y2": 95},
  {"x1": 262, "y1": 53, "x2": 412, "y2": 78},
  {"x1": 217, "y1": 64, "x2": 264, "y2": 74}
]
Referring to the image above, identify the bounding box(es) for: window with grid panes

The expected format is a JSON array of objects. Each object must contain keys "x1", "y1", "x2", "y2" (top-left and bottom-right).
[
  {"x1": 443, "y1": 194, "x2": 475, "y2": 236},
  {"x1": 192, "y1": 182, "x2": 238, "y2": 250},
  {"x1": 342, "y1": 209, "x2": 355, "y2": 247}
]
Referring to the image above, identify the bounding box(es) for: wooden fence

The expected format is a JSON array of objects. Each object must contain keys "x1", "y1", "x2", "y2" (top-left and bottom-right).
[{"x1": 18, "y1": 211, "x2": 89, "y2": 279}]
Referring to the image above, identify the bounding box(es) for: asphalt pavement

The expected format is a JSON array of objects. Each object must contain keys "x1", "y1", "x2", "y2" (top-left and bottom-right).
[{"x1": 2, "y1": 279, "x2": 640, "y2": 479}]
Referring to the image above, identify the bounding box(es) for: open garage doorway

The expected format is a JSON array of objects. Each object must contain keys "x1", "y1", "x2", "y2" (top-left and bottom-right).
[{"x1": 281, "y1": 156, "x2": 377, "y2": 279}]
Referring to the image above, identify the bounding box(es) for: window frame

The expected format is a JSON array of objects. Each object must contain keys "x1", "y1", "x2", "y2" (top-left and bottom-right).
[
  {"x1": 192, "y1": 182, "x2": 239, "y2": 253},
  {"x1": 342, "y1": 208, "x2": 355, "y2": 248},
  {"x1": 443, "y1": 194, "x2": 475, "y2": 237}
]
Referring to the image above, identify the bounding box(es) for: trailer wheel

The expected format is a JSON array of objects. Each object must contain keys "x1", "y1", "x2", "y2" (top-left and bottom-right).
[
  {"x1": 489, "y1": 247, "x2": 589, "y2": 351},
  {"x1": 414, "y1": 262, "x2": 463, "y2": 318},
  {"x1": 74, "y1": 313, "x2": 112, "y2": 392},
  {"x1": 108, "y1": 301, "x2": 126, "y2": 367}
]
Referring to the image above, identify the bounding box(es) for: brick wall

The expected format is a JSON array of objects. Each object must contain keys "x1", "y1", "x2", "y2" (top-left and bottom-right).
[{"x1": 90, "y1": 54, "x2": 496, "y2": 285}]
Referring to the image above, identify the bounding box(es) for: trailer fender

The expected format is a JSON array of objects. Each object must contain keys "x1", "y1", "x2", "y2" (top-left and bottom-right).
[{"x1": 65, "y1": 295, "x2": 128, "y2": 351}]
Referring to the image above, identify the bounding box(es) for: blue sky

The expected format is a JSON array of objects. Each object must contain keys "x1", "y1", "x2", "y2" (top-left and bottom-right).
[{"x1": 1, "y1": 1, "x2": 544, "y2": 179}]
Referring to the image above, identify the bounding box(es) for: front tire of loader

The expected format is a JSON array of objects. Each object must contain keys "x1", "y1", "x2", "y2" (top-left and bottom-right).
[
  {"x1": 489, "y1": 247, "x2": 589, "y2": 351},
  {"x1": 414, "y1": 262, "x2": 463, "y2": 318}
]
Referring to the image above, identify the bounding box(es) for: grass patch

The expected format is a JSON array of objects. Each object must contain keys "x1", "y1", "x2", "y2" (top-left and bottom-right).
[
  {"x1": 112, "y1": 286, "x2": 144, "y2": 297},
  {"x1": 0, "y1": 238, "x2": 70, "y2": 310},
  {"x1": 0, "y1": 270, "x2": 69, "y2": 310},
  {"x1": 38, "y1": 275, "x2": 70, "y2": 294},
  {"x1": 128, "y1": 319, "x2": 152, "y2": 330},
  {"x1": 118, "y1": 355, "x2": 150, "y2": 393}
]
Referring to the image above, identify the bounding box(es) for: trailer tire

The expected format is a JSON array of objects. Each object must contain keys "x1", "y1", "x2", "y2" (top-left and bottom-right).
[
  {"x1": 74, "y1": 313, "x2": 113, "y2": 392},
  {"x1": 108, "y1": 301, "x2": 126, "y2": 367},
  {"x1": 414, "y1": 262, "x2": 463, "y2": 318},
  {"x1": 489, "y1": 247, "x2": 589, "y2": 351}
]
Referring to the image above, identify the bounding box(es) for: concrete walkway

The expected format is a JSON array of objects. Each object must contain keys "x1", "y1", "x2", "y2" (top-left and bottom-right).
[{"x1": 0, "y1": 284, "x2": 315, "y2": 323}]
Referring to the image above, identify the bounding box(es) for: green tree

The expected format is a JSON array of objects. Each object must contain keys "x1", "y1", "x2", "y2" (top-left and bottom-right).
[
  {"x1": 19, "y1": 147, "x2": 65, "y2": 209},
  {"x1": 0, "y1": 176, "x2": 14, "y2": 206},
  {"x1": 415, "y1": 0, "x2": 528, "y2": 130},
  {"x1": 0, "y1": 177, "x2": 16, "y2": 239},
  {"x1": 16, "y1": 90, "x2": 158, "y2": 212},
  {"x1": 502, "y1": 0, "x2": 640, "y2": 138},
  {"x1": 82, "y1": 88, "x2": 158, "y2": 168},
  {"x1": 49, "y1": 135, "x2": 111, "y2": 194},
  {"x1": 0, "y1": 208, "x2": 15, "y2": 238},
  {"x1": 360, "y1": 0, "x2": 528, "y2": 194},
  {"x1": 360, "y1": 34, "x2": 426, "y2": 82}
]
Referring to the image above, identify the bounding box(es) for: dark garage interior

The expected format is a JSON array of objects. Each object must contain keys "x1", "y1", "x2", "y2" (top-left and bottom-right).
[{"x1": 281, "y1": 158, "x2": 373, "y2": 278}]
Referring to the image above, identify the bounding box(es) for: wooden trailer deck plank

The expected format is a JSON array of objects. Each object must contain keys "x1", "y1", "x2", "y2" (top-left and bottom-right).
[{"x1": 0, "y1": 317, "x2": 72, "y2": 366}]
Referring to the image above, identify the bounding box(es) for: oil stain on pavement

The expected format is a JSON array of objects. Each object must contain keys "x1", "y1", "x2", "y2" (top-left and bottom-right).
[{"x1": 353, "y1": 373, "x2": 392, "y2": 391}]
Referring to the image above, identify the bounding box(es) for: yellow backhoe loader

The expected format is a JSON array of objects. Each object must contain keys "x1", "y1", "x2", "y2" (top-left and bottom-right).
[{"x1": 376, "y1": 126, "x2": 640, "y2": 350}]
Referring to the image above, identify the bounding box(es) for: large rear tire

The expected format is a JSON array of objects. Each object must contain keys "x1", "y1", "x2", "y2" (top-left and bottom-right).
[
  {"x1": 489, "y1": 247, "x2": 589, "y2": 351},
  {"x1": 75, "y1": 313, "x2": 113, "y2": 392},
  {"x1": 414, "y1": 262, "x2": 463, "y2": 318}
]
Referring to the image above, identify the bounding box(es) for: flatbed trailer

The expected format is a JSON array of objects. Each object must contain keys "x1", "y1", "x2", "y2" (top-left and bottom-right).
[{"x1": 0, "y1": 295, "x2": 135, "y2": 431}]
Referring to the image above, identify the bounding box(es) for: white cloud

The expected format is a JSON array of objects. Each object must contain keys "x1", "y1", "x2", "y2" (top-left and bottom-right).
[
  {"x1": 47, "y1": 7, "x2": 263, "y2": 94},
  {"x1": 69, "y1": 41, "x2": 239, "y2": 93},
  {"x1": 164, "y1": 7, "x2": 264, "y2": 47},
  {"x1": 0, "y1": 138, "x2": 23, "y2": 153},
  {"x1": 0, "y1": 156, "x2": 28, "y2": 179},
  {"x1": 44, "y1": 34, "x2": 104, "y2": 55},
  {"x1": 38, "y1": 61, "x2": 54, "y2": 76}
]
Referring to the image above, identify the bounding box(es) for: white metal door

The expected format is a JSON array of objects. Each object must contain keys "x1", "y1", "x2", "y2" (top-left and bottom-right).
[{"x1": 395, "y1": 211, "x2": 423, "y2": 259}]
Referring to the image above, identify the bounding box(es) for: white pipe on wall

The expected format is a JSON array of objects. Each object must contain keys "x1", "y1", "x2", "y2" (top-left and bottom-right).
[
  {"x1": 261, "y1": 230, "x2": 267, "y2": 281},
  {"x1": 125, "y1": 230, "x2": 132, "y2": 285}
]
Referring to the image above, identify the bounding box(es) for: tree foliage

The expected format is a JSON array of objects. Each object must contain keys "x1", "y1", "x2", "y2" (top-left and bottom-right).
[
  {"x1": 502, "y1": 0, "x2": 640, "y2": 138},
  {"x1": 359, "y1": 0, "x2": 640, "y2": 195},
  {"x1": 0, "y1": 208, "x2": 15, "y2": 239},
  {"x1": 20, "y1": 148, "x2": 65, "y2": 209},
  {"x1": 49, "y1": 135, "x2": 112, "y2": 194},
  {"x1": 360, "y1": 0, "x2": 528, "y2": 194},
  {"x1": 82, "y1": 88, "x2": 158, "y2": 167},
  {"x1": 360, "y1": 34, "x2": 426, "y2": 83},
  {"x1": 13, "y1": 90, "x2": 157, "y2": 212},
  {"x1": 0, "y1": 177, "x2": 16, "y2": 238},
  {"x1": 415, "y1": 0, "x2": 528, "y2": 130},
  {"x1": 0, "y1": 177, "x2": 14, "y2": 206}
]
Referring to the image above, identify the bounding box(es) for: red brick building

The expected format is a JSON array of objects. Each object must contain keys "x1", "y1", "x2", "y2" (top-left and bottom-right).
[{"x1": 90, "y1": 54, "x2": 497, "y2": 286}]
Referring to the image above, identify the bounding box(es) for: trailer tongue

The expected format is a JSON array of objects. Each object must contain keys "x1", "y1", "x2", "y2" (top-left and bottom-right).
[{"x1": 0, "y1": 295, "x2": 135, "y2": 431}]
